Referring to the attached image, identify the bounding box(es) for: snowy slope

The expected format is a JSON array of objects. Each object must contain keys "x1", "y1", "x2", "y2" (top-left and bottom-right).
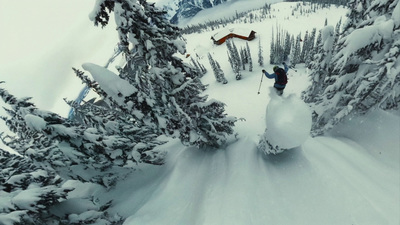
[
  {"x1": 0, "y1": 1, "x2": 398, "y2": 224},
  {"x1": 98, "y1": 2, "x2": 399, "y2": 225}
]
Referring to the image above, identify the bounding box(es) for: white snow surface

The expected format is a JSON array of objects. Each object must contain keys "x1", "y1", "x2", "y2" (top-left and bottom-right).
[
  {"x1": 24, "y1": 114, "x2": 47, "y2": 131},
  {"x1": 82, "y1": 63, "x2": 137, "y2": 105},
  {"x1": 0, "y1": 1, "x2": 399, "y2": 225},
  {"x1": 12, "y1": 188, "x2": 43, "y2": 211}
]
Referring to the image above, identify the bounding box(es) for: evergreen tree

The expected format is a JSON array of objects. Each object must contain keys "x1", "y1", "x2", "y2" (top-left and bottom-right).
[
  {"x1": 240, "y1": 47, "x2": 246, "y2": 70},
  {"x1": 0, "y1": 149, "x2": 74, "y2": 224},
  {"x1": 0, "y1": 85, "x2": 164, "y2": 188},
  {"x1": 304, "y1": 0, "x2": 400, "y2": 135},
  {"x1": 190, "y1": 57, "x2": 207, "y2": 76},
  {"x1": 90, "y1": 0, "x2": 237, "y2": 147},
  {"x1": 332, "y1": 17, "x2": 342, "y2": 56},
  {"x1": 270, "y1": 40, "x2": 275, "y2": 64},
  {"x1": 208, "y1": 53, "x2": 227, "y2": 84},
  {"x1": 299, "y1": 31, "x2": 309, "y2": 63},
  {"x1": 215, "y1": 61, "x2": 228, "y2": 84},
  {"x1": 258, "y1": 38, "x2": 264, "y2": 66},
  {"x1": 270, "y1": 28, "x2": 287, "y2": 64},
  {"x1": 290, "y1": 33, "x2": 302, "y2": 66},
  {"x1": 0, "y1": 149, "x2": 122, "y2": 224},
  {"x1": 246, "y1": 42, "x2": 253, "y2": 72},
  {"x1": 305, "y1": 28, "x2": 317, "y2": 67},
  {"x1": 341, "y1": 0, "x2": 369, "y2": 37},
  {"x1": 303, "y1": 25, "x2": 336, "y2": 104},
  {"x1": 283, "y1": 32, "x2": 292, "y2": 62},
  {"x1": 314, "y1": 29, "x2": 322, "y2": 52},
  {"x1": 226, "y1": 40, "x2": 242, "y2": 80}
]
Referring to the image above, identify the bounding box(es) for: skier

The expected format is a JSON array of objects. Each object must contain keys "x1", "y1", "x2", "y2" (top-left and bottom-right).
[{"x1": 262, "y1": 62, "x2": 289, "y2": 96}]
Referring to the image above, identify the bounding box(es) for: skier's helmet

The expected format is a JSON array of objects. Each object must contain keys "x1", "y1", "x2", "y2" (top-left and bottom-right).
[{"x1": 273, "y1": 66, "x2": 279, "y2": 72}]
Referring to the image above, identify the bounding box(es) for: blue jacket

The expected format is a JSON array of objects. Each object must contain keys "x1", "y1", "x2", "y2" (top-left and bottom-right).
[{"x1": 264, "y1": 64, "x2": 289, "y2": 89}]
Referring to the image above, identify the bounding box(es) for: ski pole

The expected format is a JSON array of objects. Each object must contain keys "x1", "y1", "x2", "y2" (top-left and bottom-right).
[
  {"x1": 289, "y1": 65, "x2": 298, "y2": 72},
  {"x1": 258, "y1": 71, "x2": 264, "y2": 94}
]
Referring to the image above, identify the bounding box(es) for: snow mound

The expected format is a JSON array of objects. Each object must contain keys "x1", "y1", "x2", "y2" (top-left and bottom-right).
[
  {"x1": 259, "y1": 92, "x2": 311, "y2": 154},
  {"x1": 82, "y1": 63, "x2": 137, "y2": 105}
]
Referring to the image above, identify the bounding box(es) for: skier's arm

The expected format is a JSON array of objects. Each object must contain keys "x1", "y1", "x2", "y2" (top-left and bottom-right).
[
  {"x1": 283, "y1": 62, "x2": 289, "y2": 73},
  {"x1": 262, "y1": 70, "x2": 275, "y2": 79}
]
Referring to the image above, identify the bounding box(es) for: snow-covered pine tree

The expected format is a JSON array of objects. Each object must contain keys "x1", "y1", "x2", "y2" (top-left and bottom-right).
[
  {"x1": 240, "y1": 47, "x2": 246, "y2": 70},
  {"x1": 208, "y1": 53, "x2": 220, "y2": 82},
  {"x1": 290, "y1": 33, "x2": 302, "y2": 66},
  {"x1": 199, "y1": 62, "x2": 207, "y2": 75},
  {"x1": 246, "y1": 42, "x2": 253, "y2": 72},
  {"x1": 299, "y1": 31, "x2": 309, "y2": 63},
  {"x1": 227, "y1": 49, "x2": 234, "y2": 69},
  {"x1": 314, "y1": 29, "x2": 322, "y2": 53},
  {"x1": 0, "y1": 149, "x2": 74, "y2": 224},
  {"x1": 0, "y1": 85, "x2": 164, "y2": 188},
  {"x1": 215, "y1": 61, "x2": 228, "y2": 84},
  {"x1": 89, "y1": 0, "x2": 237, "y2": 148},
  {"x1": 305, "y1": 0, "x2": 400, "y2": 135},
  {"x1": 283, "y1": 32, "x2": 291, "y2": 62},
  {"x1": 305, "y1": 28, "x2": 317, "y2": 68},
  {"x1": 208, "y1": 53, "x2": 227, "y2": 84},
  {"x1": 241, "y1": 47, "x2": 248, "y2": 65},
  {"x1": 328, "y1": 17, "x2": 342, "y2": 60},
  {"x1": 269, "y1": 27, "x2": 275, "y2": 64},
  {"x1": 258, "y1": 38, "x2": 264, "y2": 66},
  {"x1": 302, "y1": 25, "x2": 336, "y2": 104},
  {"x1": 232, "y1": 41, "x2": 242, "y2": 79},
  {"x1": 0, "y1": 149, "x2": 123, "y2": 224},
  {"x1": 270, "y1": 28, "x2": 287, "y2": 64},
  {"x1": 190, "y1": 57, "x2": 207, "y2": 76},
  {"x1": 226, "y1": 39, "x2": 242, "y2": 80},
  {"x1": 341, "y1": 0, "x2": 370, "y2": 37}
]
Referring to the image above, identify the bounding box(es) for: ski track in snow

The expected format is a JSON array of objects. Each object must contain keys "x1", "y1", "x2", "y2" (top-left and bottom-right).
[
  {"x1": 115, "y1": 136, "x2": 399, "y2": 225},
  {"x1": 104, "y1": 3, "x2": 400, "y2": 225}
]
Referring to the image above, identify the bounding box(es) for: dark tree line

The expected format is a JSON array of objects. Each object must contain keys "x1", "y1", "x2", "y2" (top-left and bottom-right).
[
  {"x1": 284, "y1": 0, "x2": 348, "y2": 6},
  {"x1": 182, "y1": 2, "x2": 345, "y2": 36},
  {"x1": 181, "y1": 4, "x2": 272, "y2": 35}
]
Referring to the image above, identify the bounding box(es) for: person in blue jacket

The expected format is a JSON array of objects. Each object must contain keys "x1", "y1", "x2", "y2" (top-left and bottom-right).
[{"x1": 262, "y1": 62, "x2": 289, "y2": 96}]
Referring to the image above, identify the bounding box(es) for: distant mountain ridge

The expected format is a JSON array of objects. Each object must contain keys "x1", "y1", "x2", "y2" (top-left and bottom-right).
[
  {"x1": 159, "y1": 0, "x2": 348, "y2": 24},
  {"x1": 161, "y1": 0, "x2": 233, "y2": 24}
]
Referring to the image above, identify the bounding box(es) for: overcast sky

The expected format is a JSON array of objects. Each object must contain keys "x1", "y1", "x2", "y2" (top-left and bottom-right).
[{"x1": 0, "y1": 0, "x2": 119, "y2": 117}]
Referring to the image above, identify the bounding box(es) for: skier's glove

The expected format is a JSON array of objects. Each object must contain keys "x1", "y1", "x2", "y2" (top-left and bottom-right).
[
  {"x1": 282, "y1": 62, "x2": 286, "y2": 65},
  {"x1": 262, "y1": 69, "x2": 266, "y2": 73}
]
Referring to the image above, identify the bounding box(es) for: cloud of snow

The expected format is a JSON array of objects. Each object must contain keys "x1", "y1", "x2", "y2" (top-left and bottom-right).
[{"x1": 264, "y1": 93, "x2": 312, "y2": 149}]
